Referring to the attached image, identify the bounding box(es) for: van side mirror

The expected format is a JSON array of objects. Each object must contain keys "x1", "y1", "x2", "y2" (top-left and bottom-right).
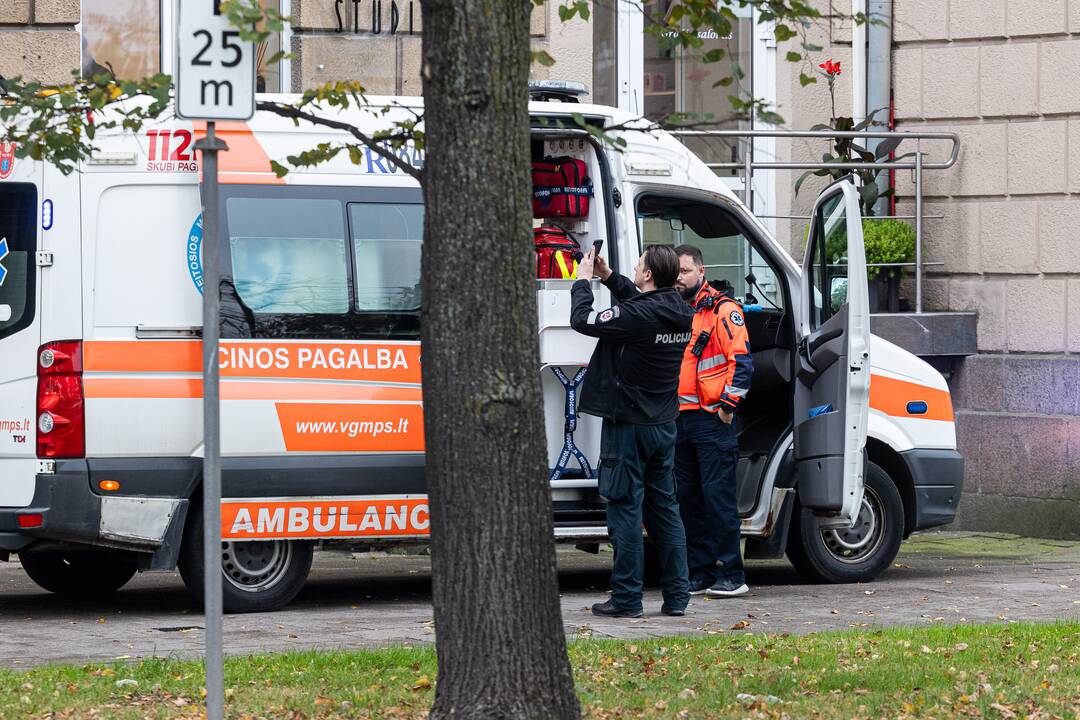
[{"x1": 0, "y1": 305, "x2": 11, "y2": 322}]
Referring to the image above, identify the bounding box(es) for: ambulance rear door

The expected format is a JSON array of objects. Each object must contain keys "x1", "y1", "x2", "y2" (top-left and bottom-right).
[
  {"x1": 793, "y1": 179, "x2": 871, "y2": 527},
  {"x1": 0, "y1": 156, "x2": 44, "y2": 508}
]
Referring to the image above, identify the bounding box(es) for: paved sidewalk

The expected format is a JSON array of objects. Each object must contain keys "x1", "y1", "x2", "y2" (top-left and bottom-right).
[{"x1": 0, "y1": 532, "x2": 1077, "y2": 668}]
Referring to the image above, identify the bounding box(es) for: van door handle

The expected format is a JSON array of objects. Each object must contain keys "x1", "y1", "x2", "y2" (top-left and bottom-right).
[{"x1": 136, "y1": 325, "x2": 202, "y2": 339}]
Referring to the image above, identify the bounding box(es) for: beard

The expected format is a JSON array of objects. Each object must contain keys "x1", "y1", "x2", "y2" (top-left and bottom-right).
[{"x1": 679, "y1": 277, "x2": 703, "y2": 300}]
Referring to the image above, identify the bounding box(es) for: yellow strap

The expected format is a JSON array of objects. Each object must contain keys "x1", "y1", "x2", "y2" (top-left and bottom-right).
[{"x1": 554, "y1": 252, "x2": 577, "y2": 279}]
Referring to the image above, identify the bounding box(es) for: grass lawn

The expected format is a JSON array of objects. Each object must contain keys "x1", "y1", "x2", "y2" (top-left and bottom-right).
[{"x1": 2, "y1": 622, "x2": 1077, "y2": 719}]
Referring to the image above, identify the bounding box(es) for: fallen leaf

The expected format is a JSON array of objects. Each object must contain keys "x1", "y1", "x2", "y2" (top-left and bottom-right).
[
  {"x1": 413, "y1": 676, "x2": 432, "y2": 690},
  {"x1": 678, "y1": 688, "x2": 697, "y2": 700},
  {"x1": 654, "y1": 700, "x2": 668, "y2": 710},
  {"x1": 954, "y1": 643, "x2": 969, "y2": 651},
  {"x1": 988, "y1": 702, "x2": 1016, "y2": 718},
  {"x1": 730, "y1": 620, "x2": 750, "y2": 630}
]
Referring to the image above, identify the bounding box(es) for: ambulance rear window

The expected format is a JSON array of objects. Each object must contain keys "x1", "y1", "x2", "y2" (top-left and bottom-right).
[{"x1": 0, "y1": 183, "x2": 36, "y2": 340}]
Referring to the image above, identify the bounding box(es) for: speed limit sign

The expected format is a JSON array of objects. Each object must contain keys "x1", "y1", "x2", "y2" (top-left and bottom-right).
[{"x1": 176, "y1": 1, "x2": 256, "y2": 120}]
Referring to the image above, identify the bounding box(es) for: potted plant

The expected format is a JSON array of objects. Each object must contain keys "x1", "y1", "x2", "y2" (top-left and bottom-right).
[{"x1": 826, "y1": 218, "x2": 915, "y2": 312}]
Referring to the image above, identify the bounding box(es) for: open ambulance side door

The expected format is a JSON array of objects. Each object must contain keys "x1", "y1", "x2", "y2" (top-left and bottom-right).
[{"x1": 793, "y1": 179, "x2": 871, "y2": 527}]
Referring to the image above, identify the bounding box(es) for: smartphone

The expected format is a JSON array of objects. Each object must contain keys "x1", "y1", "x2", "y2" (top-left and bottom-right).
[{"x1": 592, "y1": 239, "x2": 604, "y2": 256}]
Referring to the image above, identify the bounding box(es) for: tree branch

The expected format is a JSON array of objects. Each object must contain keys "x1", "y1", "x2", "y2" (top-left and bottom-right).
[{"x1": 255, "y1": 99, "x2": 423, "y2": 181}]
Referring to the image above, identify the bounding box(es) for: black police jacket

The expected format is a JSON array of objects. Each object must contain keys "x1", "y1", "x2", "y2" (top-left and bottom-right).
[{"x1": 570, "y1": 273, "x2": 694, "y2": 425}]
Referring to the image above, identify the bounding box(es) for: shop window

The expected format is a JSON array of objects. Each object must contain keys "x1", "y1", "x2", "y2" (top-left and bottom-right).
[
  {"x1": 592, "y1": 1, "x2": 618, "y2": 107},
  {"x1": 642, "y1": 0, "x2": 754, "y2": 165},
  {"x1": 226, "y1": 197, "x2": 350, "y2": 315},
  {"x1": 82, "y1": 0, "x2": 161, "y2": 79},
  {"x1": 255, "y1": 0, "x2": 286, "y2": 93},
  {"x1": 82, "y1": 0, "x2": 288, "y2": 91}
]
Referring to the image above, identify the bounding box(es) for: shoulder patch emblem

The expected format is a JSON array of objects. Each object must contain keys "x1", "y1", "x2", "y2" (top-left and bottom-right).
[
  {"x1": 728, "y1": 310, "x2": 744, "y2": 327},
  {"x1": 598, "y1": 307, "x2": 619, "y2": 324}
]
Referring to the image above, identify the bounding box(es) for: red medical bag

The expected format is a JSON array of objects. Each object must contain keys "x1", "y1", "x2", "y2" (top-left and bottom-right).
[
  {"x1": 532, "y1": 156, "x2": 593, "y2": 218},
  {"x1": 534, "y1": 226, "x2": 581, "y2": 279}
]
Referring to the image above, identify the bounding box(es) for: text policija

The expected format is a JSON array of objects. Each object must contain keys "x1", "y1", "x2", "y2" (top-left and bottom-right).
[{"x1": 335, "y1": 0, "x2": 417, "y2": 35}]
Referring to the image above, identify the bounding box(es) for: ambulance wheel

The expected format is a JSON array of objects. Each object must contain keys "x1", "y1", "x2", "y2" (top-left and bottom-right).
[
  {"x1": 786, "y1": 462, "x2": 903, "y2": 584},
  {"x1": 19, "y1": 548, "x2": 138, "y2": 596},
  {"x1": 178, "y1": 504, "x2": 313, "y2": 613}
]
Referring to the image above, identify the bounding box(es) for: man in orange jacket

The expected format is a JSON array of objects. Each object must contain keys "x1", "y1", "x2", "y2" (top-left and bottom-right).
[{"x1": 673, "y1": 245, "x2": 754, "y2": 598}]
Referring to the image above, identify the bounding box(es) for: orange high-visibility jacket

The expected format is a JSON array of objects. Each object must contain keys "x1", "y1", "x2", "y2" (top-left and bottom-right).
[{"x1": 678, "y1": 284, "x2": 754, "y2": 413}]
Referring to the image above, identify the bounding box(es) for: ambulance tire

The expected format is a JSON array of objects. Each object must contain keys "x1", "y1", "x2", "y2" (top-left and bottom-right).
[
  {"x1": 19, "y1": 549, "x2": 138, "y2": 597},
  {"x1": 178, "y1": 504, "x2": 314, "y2": 614},
  {"x1": 786, "y1": 462, "x2": 904, "y2": 584}
]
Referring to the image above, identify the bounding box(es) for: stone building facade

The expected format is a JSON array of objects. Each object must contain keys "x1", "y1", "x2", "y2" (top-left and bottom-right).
[{"x1": 1, "y1": 0, "x2": 1077, "y2": 537}]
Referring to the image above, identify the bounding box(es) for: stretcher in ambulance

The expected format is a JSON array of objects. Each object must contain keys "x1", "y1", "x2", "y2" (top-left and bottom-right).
[{"x1": 0, "y1": 92, "x2": 963, "y2": 611}]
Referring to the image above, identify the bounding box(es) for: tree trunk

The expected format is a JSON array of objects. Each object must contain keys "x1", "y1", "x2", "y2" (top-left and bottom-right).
[{"x1": 420, "y1": 1, "x2": 580, "y2": 719}]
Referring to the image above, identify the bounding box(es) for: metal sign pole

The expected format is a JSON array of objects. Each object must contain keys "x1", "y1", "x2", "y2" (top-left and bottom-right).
[{"x1": 196, "y1": 121, "x2": 228, "y2": 720}]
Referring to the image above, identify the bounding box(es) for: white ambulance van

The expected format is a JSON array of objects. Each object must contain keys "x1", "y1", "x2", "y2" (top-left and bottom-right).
[{"x1": 0, "y1": 90, "x2": 964, "y2": 612}]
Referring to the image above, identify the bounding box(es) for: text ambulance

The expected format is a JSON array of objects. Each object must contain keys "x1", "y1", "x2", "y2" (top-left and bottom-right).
[{"x1": 0, "y1": 90, "x2": 963, "y2": 611}]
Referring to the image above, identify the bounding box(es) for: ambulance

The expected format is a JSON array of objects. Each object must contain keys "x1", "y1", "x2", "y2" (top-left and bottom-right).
[{"x1": 0, "y1": 86, "x2": 964, "y2": 612}]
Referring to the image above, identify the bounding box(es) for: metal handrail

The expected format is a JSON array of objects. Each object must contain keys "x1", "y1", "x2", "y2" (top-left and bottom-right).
[{"x1": 668, "y1": 128, "x2": 961, "y2": 314}]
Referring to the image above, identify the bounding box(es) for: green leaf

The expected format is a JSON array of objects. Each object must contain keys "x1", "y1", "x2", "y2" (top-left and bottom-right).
[
  {"x1": 714, "y1": 76, "x2": 735, "y2": 87},
  {"x1": 703, "y1": 48, "x2": 726, "y2": 63},
  {"x1": 774, "y1": 24, "x2": 797, "y2": 42},
  {"x1": 270, "y1": 160, "x2": 290, "y2": 178},
  {"x1": 794, "y1": 170, "x2": 816, "y2": 196},
  {"x1": 799, "y1": 73, "x2": 817, "y2": 87},
  {"x1": 531, "y1": 50, "x2": 556, "y2": 67},
  {"x1": 757, "y1": 110, "x2": 785, "y2": 125},
  {"x1": 785, "y1": 51, "x2": 802, "y2": 62}
]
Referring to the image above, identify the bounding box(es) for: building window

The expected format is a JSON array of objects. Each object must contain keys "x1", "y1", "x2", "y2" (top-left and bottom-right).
[
  {"x1": 82, "y1": 0, "x2": 161, "y2": 79},
  {"x1": 642, "y1": 0, "x2": 754, "y2": 164},
  {"x1": 592, "y1": 2, "x2": 618, "y2": 107},
  {"x1": 81, "y1": 0, "x2": 289, "y2": 91},
  {"x1": 255, "y1": 0, "x2": 286, "y2": 93}
]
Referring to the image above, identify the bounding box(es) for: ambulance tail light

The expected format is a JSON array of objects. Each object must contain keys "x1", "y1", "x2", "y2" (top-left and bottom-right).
[{"x1": 36, "y1": 340, "x2": 85, "y2": 459}]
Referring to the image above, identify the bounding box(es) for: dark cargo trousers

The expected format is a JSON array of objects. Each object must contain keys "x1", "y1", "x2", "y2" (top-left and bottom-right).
[
  {"x1": 675, "y1": 409, "x2": 745, "y2": 587},
  {"x1": 599, "y1": 418, "x2": 690, "y2": 612}
]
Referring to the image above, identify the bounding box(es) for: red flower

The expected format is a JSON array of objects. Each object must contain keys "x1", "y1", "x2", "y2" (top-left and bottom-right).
[{"x1": 819, "y1": 59, "x2": 842, "y2": 77}]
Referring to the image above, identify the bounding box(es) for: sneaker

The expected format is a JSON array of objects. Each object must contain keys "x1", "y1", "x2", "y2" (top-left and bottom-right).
[
  {"x1": 591, "y1": 600, "x2": 643, "y2": 618},
  {"x1": 704, "y1": 579, "x2": 749, "y2": 597},
  {"x1": 660, "y1": 603, "x2": 686, "y2": 617},
  {"x1": 688, "y1": 578, "x2": 712, "y2": 596}
]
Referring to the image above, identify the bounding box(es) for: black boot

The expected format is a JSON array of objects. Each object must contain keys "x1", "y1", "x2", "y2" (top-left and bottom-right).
[{"x1": 591, "y1": 600, "x2": 643, "y2": 618}]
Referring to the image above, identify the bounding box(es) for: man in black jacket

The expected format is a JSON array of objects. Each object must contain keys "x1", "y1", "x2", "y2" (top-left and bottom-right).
[{"x1": 570, "y1": 244, "x2": 694, "y2": 618}]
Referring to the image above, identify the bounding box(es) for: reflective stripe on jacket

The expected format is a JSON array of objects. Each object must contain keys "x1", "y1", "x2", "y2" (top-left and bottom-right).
[{"x1": 677, "y1": 284, "x2": 753, "y2": 414}]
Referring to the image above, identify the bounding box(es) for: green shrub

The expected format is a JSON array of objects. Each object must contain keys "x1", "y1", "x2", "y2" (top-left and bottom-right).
[{"x1": 826, "y1": 218, "x2": 915, "y2": 280}]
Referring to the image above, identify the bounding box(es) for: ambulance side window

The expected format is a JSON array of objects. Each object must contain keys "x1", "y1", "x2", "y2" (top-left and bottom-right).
[
  {"x1": 226, "y1": 197, "x2": 350, "y2": 315},
  {"x1": 0, "y1": 184, "x2": 36, "y2": 339},
  {"x1": 348, "y1": 202, "x2": 423, "y2": 313}
]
